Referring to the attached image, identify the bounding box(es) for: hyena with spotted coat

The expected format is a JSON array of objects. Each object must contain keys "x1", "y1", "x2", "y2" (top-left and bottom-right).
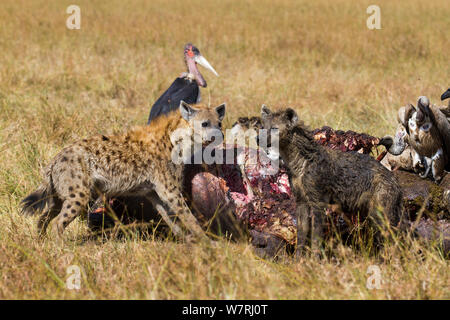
[{"x1": 21, "y1": 101, "x2": 226, "y2": 239}]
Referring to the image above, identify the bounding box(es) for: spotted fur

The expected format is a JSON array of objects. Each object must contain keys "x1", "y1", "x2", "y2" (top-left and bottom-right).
[{"x1": 21, "y1": 101, "x2": 226, "y2": 239}]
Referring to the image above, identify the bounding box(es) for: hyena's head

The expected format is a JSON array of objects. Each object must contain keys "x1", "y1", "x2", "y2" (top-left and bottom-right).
[
  {"x1": 231, "y1": 116, "x2": 263, "y2": 132},
  {"x1": 260, "y1": 105, "x2": 298, "y2": 138},
  {"x1": 229, "y1": 116, "x2": 262, "y2": 149},
  {"x1": 179, "y1": 101, "x2": 226, "y2": 145},
  {"x1": 260, "y1": 105, "x2": 300, "y2": 158}
]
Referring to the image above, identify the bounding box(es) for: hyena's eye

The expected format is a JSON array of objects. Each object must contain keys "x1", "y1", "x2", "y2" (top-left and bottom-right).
[
  {"x1": 218, "y1": 122, "x2": 222, "y2": 128},
  {"x1": 202, "y1": 121, "x2": 210, "y2": 128}
]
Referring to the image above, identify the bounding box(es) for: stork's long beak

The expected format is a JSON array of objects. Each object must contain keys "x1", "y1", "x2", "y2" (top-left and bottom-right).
[
  {"x1": 194, "y1": 55, "x2": 219, "y2": 77},
  {"x1": 441, "y1": 88, "x2": 450, "y2": 101}
]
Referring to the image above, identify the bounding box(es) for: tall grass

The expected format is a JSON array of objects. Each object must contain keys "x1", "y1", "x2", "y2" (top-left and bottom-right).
[{"x1": 0, "y1": 0, "x2": 448, "y2": 299}]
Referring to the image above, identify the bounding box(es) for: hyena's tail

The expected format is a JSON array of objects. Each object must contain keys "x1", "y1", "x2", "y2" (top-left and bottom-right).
[{"x1": 21, "y1": 172, "x2": 53, "y2": 216}]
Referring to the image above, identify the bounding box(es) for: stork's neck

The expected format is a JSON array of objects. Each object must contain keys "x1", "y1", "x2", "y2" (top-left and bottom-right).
[
  {"x1": 180, "y1": 72, "x2": 195, "y2": 81},
  {"x1": 185, "y1": 56, "x2": 206, "y2": 87}
]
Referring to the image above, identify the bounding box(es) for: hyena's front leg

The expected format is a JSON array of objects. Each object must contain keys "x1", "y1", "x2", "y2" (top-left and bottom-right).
[
  {"x1": 144, "y1": 192, "x2": 182, "y2": 237},
  {"x1": 295, "y1": 202, "x2": 310, "y2": 256},
  {"x1": 310, "y1": 206, "x2": 326, "y2": 253},
  {"x1": 153, "y1": 183, "x2": 207, "y2": 241}
]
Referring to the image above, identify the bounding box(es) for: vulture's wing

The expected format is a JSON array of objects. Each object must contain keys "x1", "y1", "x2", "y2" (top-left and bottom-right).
[
  {"x1": 437, "y1": 104, "x2": 450, "y2": 119},
  {"x1": 430, "y1": 104, "x2": 450, "y2": 168}
]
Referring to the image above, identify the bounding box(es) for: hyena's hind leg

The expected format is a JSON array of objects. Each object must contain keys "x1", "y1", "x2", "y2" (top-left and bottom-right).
[
  {"x1": 367, "y1": 184, "x2": 404, "y2": 246},
  {"x1": 37, "y1": 196, "x2": 62, "y2": 237},
  {"x1": 49, "y1": 154, "x2": 93, "y2": 236},
  {"x1": 52, "y1": 186, "x2": 91, "y2": 236},
  {"x1": 295, "y1": 203, "x2": 326, "y2": 256}
]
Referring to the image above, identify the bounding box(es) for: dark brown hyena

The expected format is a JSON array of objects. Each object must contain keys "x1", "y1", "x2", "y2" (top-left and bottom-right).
[{"x1": 260, "y1": 105, "x2": 405, "y2": 253}]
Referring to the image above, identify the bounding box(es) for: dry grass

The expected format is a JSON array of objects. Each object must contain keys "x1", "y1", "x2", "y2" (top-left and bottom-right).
[{"x1": 0, "y1": 0, "x2": 449, "y2": 299}]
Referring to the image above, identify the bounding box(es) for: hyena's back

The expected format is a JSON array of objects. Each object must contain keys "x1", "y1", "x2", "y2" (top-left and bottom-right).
[
  {"x1": 52, "y1": 133, "x2": 163, "y2": 195},
  {"x1": 22, "y1": 131, "x2": 168, "y2": 234},
  {"x1": 315, "y1": 149, "x2": 403, "y2": 224}
]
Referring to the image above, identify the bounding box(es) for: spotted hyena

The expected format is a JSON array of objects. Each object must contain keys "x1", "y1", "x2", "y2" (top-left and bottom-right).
[
  {"x1": 260, "y1": 105, "x2": 405, "y2": 252},
  {"x1": 21, "y1": 101, "x2": 226, "y2": 240}
]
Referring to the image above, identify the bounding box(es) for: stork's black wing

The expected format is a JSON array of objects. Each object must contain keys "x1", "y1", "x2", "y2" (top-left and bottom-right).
[
  {"x1": 441, "y1": 88, "x2": 450, "y2": 101},
  {"x1": 147, "y1": 77, "x2": 199, "y2": 124}
]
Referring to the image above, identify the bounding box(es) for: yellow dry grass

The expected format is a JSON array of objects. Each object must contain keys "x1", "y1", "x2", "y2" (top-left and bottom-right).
[{"x1": 0, "y1": 0, "x2": 448, "y2": 299}]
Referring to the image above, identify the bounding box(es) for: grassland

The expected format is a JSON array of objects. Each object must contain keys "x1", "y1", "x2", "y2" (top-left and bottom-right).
[{"x1": 0, "y1": 0, "x2": 449, "y2": 299}]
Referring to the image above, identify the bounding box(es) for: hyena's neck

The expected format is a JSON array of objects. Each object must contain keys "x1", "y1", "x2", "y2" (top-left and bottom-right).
[
  {"x1": 280, "y1": 125, "x2": 322, "y2": 168},
  {"x1": 128, "y1": 114, "x2": 188, "y2": 147}
]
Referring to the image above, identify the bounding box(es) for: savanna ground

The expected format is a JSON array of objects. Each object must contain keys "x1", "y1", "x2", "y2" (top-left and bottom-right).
[{"x1": 0, "y1": 0, "x2": 449, "y2": 299}]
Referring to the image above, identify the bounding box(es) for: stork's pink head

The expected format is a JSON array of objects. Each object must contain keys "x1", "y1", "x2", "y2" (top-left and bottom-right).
[
  {"x1": 184, "y1": 43, "x2": 199, "y2": 59},
  {"x1": 184, "y1": 43, "x2": 218, "y2": 88}
]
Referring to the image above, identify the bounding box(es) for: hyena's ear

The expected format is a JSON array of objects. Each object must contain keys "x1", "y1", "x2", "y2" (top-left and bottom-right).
[
  {"x1": 284, "y1": 108, "x2": 298, "y2": 126},
  {"x1": 215, "y1": 103, "x2": 226, "y2": 121},
  {"x1": 261, "y1": 104, "x2": 272, "y2": 119},
  {"x1": 180, "y1": 101, "x2": 199, "y2": 121}
]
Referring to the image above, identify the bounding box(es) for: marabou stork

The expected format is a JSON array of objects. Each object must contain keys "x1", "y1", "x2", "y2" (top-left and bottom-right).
[{"x1": 147, "y1": 43, "x2": 218, "y2": 124}]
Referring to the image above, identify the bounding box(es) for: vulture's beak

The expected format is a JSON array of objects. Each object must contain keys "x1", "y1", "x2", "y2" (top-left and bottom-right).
[
  {"x1": 441, "y1": 88, "x2": 450, "y2": 101},
  {"x1": 194, "y1": 55, "x2": 219, "y2": 77}
]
